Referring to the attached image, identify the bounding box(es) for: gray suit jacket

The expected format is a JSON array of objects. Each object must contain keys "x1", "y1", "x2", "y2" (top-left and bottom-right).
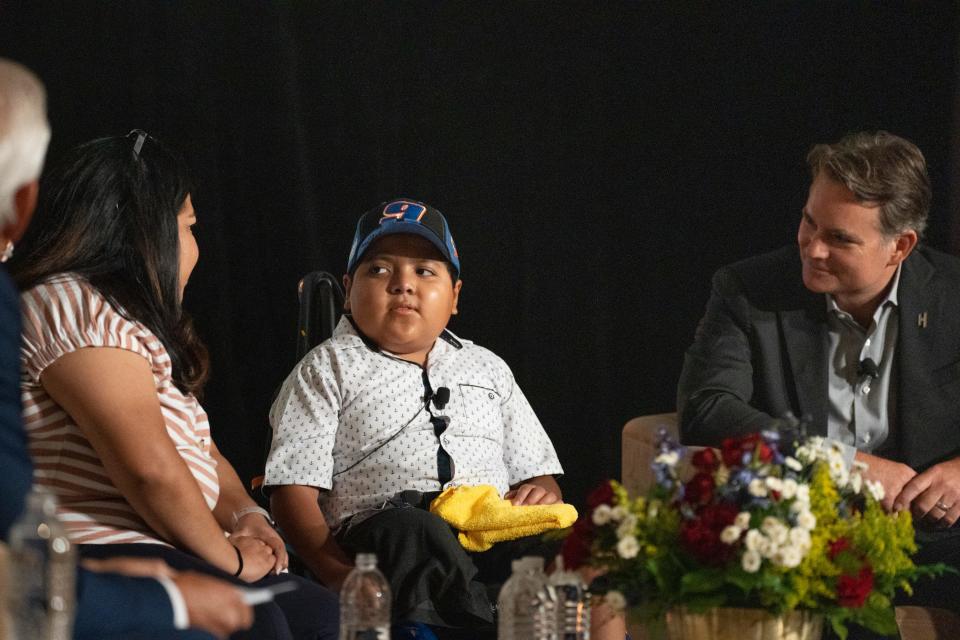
[{"x1": 677, "y1": 244, "x2": 960, "y2": 473}]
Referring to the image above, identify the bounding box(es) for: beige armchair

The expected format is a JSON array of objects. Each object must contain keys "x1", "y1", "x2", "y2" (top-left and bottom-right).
[
  {"x1": 620, "y1": 413, "x2": 960, "y2": 639},
  {"x1": 622, "y1": 412, "x2": 694, "y2": 497}
]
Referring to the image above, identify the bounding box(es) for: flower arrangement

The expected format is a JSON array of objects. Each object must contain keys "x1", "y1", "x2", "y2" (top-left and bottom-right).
[{"x1": 562, "y1": 429, "x2": 946, "y2": 638}]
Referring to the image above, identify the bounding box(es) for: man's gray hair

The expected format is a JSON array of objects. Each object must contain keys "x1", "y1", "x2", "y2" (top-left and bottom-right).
[{"x1": 0, "y1": 59, "x2": 50, "y2": 227}]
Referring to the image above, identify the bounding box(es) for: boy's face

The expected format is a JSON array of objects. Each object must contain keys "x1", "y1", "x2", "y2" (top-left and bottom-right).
[{"x1": 344, "y1": 234, "x2": 462, "y2": 365}]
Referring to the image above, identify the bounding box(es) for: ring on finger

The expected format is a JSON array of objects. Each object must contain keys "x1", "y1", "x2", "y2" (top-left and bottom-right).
[{"x1": 935, "y1": 500, "x2": 953, "y2": 511}]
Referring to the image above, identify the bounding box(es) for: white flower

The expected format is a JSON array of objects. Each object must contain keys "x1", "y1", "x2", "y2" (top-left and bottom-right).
[
  {"x1": 781, "y1": 479, "x2": 798, "y2": 500},
  {"x1": 748, "y1": 479, "x2": 767, "y2": 497},
  {"x1": 796, "y1": 510, "x2": 817, "y2": 531},
  {"x1": 757, "y1": 537, "x2": 776, "y2": 559},
  {"x1": 734, "y1": 511, "x2": 751, "y2": 529},
  {"x1": 720, "y1": 525, "x2": 742, "y2": 545},
  {"x1": 852, "y1": 459, "x2": 869, "y2": 472},
  {"x1": 785, "y1": 456, "x2": 803, "y2": 472},
  {"x1": 849, "y1": 472, "x2": 863, "y2": 495},
  {"x1": 866, "y1": 480, "x2": 885, "y2": 502},
  {"x1": 788, "y1": 527, "x2": 811, "y2": 551},
  {"x1": 744, "y1": 529, "x2": 763, "y2": 552},
  {"x1": 591, "y1": 504, "x2": 613, "y2": 526},
  {"x1": 775, "y1": 545, "x2": 803, "y2": 569},
  {"x1": 830, "y1": 460, "x2": 849, "y2": 488},
  {"x1": 761, "y1": 516, "x2": 781, "y2": 534},
  {"x1": 741, "y1": 549, "x2": 762, "y2": 573},
  {"x1": 655, "y1": 451, "x2": 679, "y2": 467},
  {"x1": 609, "y1": 506, "x2": 627, "y2": 522},
  {"x1": 761, "y1": 517, "x2": 788, "y2": 546},
  {"x1": 616, "y1": 515, "x2": 638, "y2": 539},
  {"x1": 795, "y1": 484, "x2": 810, "y2": 503},
  {"x1": 765, "y1": 477, "x2": 783, "y2": 493},
  {"x1": 647, "y1": 501, "x2": 659, "y2": 519},
  {"x1": 605, "y1": 590, "x2": 627, "y2": 611},
  {"x1": 616, "y1": 535, "x2": 640, "y2": 559}
]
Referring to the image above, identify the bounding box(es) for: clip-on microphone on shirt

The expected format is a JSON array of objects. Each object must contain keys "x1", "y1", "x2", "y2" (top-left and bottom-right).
[
  {"x1": 422, "y1": 371, "x2": 453, "y2": 485},
  {"x1": 857, "y1": 357, "x2": 879, "y2": 395}
]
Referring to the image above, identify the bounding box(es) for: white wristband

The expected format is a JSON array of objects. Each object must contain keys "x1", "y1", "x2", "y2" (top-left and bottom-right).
[{"x1": 231, "y1": 506, "x2": 273, "y2": 531}]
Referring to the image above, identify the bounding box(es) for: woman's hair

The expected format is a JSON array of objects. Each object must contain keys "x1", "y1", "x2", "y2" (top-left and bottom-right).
[{"x1": 10, "y1": 131, "x2": 209, "y2": 396}]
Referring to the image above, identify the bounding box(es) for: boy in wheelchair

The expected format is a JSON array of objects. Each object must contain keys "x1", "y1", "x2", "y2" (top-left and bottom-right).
[{"x1": 263, "y1": 199, "x2": 566, "y2": 639}]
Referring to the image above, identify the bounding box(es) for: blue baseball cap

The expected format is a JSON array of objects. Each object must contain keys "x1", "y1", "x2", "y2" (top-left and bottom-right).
[{"x1": 346, "y1": 199, "x2": 460, "y2": 277}]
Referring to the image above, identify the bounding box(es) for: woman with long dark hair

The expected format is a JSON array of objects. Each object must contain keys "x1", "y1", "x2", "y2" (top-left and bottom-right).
[{"x1": 9, "y1": 131, "x2": 338, "y2": 640}]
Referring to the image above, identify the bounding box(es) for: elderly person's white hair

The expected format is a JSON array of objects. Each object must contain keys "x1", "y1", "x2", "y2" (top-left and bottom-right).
[{"x1": 0, "y1": 59, "x2": 50, "y2": 228}]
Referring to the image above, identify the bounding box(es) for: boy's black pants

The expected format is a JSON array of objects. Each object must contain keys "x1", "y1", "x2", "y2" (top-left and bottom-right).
[{"x1": 335, "y1": 489, "x2": 560, "y2": 635}]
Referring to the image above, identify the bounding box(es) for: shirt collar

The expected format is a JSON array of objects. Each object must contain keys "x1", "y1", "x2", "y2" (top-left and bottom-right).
[
  {"x1": 334, "y1": 315, "x2": 463, "y2": 362},
  {"x1": 826, "y1": 263, "x2": 902, "y2": 321}
]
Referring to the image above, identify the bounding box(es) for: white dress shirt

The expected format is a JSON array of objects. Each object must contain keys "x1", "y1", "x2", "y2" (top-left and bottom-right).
[
  {"x1": 264, "y1": 317, "x2": 563, "y2": 529},
  {"x1": 826, "y1": 266, "x2": 901, "y2": 465}
]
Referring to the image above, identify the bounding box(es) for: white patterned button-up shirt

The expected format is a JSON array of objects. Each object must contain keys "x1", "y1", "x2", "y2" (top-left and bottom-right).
[{"x1": 264, "y1": 316, "x2": 563, "y2": 529}]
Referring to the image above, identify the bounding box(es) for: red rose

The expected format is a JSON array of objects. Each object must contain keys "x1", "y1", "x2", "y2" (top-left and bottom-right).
[
  {"x1": 692, "y1": 448, "x2": 720, "y2": 471},
  {"x1": 837, "y1": 566, "x2": 874, "y2": 608},
  {"x1": 587, "y1": 481, "x2": 615, "y2": 509},
  {"x1": 679, "y1": 519, "x2": 722, "y2": 564},
  {"x1": 679, "y1": 503, "x2": 738, "y2": 565},
  {"x1": 721, "y1": 434, "x2": 773, "y2": 466},
  {"x1": 561, "y1": 516, "x2": 595, "y2": 569},
  {"x1": 720, "y1": 437, "x2": 744, "y2": 467},
  {"x1": 561, "y1": 528, "x2": 592, "y2": 569},
  {"x1": 828, "y1": 538, "x2": 851, "y2": 560},
  {"x1": 756, "y1": 441, "x2": 774, "y2": 463},
  {"x1": 684, "y1": 472, "x2": 716, "y2": 505},
  {"x1": 699, "y1": 502, "x2": 738, "y2": 529}
]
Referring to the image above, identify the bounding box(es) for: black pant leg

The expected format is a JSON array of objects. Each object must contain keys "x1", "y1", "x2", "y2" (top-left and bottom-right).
[{"x1": 337, "y1": 507, "x2": 494, "y2": 629}]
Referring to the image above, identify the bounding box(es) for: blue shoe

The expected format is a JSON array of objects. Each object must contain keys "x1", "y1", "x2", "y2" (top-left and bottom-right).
[{"x1": 392, "y1": 622, "x2": 439, "y2": 640}]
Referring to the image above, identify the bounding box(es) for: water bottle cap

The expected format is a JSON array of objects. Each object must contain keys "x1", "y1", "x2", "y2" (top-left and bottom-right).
[
  {"x1": 27, "y1": 487, "x2": 59, "y2": 514},
  {"x1": 511, "y1": 556, "x2": 544, "y2": 573},
  {"x1": 355, "y1": 553, "x2": 378, "y2": 569}
]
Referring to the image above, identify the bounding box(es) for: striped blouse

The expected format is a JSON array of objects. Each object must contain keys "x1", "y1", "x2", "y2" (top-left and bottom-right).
[{"x1": 20, "y1": 276, "x2": 220, "y2": 545}]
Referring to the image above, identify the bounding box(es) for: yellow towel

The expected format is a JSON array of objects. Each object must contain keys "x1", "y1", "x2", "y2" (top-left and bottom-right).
[{"x1": 429, "y1": 484, "x2": 578, "y2": 552}]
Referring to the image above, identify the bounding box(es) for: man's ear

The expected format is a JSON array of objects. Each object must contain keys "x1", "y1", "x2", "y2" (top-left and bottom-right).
[
  {"x1": 4, "y1": 180, "x2": 39, "y2": 243},
  {"x1": 889, "y1": 229, "x2": 918, "y2": 266},
  {"x1": 342, "y1": 273, "x2": 352, "y2": 311},
  {"x1": 451, "y1": 279, "x2": 463, "y2": 315}
]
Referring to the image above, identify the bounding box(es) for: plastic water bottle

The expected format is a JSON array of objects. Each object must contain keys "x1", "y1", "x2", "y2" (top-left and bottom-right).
[
  {"x1": 549, "y1": 555, "x2": 590, "y2": 639},
  {"x1": 497, "y1": 556, "x2": 555, "y2": 640},
  {"x1": 7, "y1": 488, "x2": 76, "y2": 640},
  {"x1": 340, "y1": 552, "x2": 391, "y2": 640}
]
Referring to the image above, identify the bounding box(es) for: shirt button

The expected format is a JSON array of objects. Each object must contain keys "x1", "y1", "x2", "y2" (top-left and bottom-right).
[
  {"x1": 864, "y1": 339, "x2": 871, "y2": 347},
  {"x1": 863, "y1": 433, "x2": 871, "y2": 444}
]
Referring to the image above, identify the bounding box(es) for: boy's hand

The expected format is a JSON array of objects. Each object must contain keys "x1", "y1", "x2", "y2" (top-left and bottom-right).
[{"x1": 505, "y1": 483, "x2": 560, "y2": 506}]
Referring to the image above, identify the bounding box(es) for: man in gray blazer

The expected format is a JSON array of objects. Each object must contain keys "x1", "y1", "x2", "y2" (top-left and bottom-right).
[{"x1": 678, "y1": 131, "x2": 960, "y2": 615}]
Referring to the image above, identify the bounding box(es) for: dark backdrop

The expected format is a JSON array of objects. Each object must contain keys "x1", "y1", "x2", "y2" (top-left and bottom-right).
[{"x1": 3, "y1": 2, "x2": 959, "y2": 509}]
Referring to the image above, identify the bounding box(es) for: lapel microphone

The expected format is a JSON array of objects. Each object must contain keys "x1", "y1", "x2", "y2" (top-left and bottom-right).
[
  {"x1": 857, "y1": 358, "x2": 879, "y2": 395},
  {"x1": 422, "y1": 369, "x2": 451, "y2": 411},
  {"x1": 433, "y1": 387, "x2": 450, "y2": 410}
]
